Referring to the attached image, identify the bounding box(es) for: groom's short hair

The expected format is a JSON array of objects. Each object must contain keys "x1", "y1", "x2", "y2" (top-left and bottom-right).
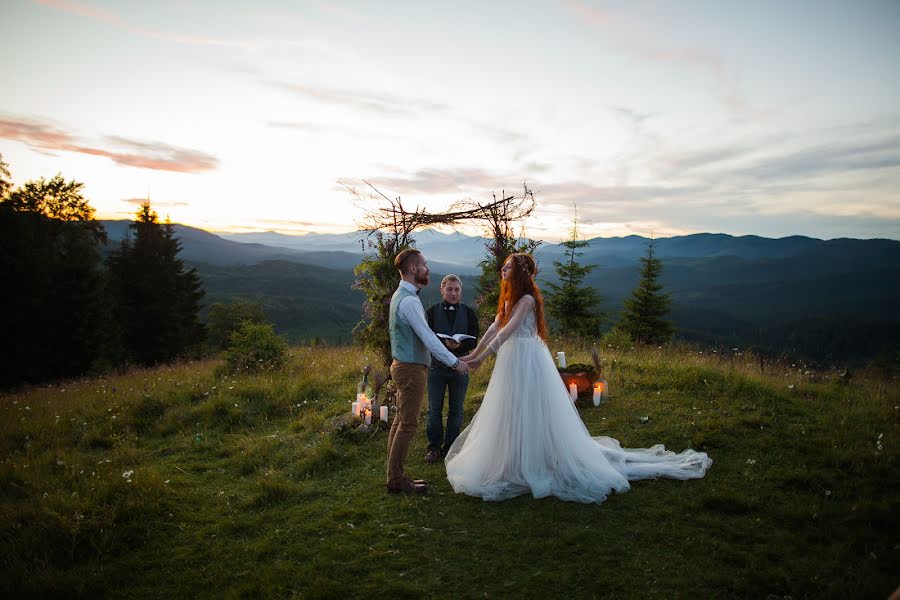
[{"x1": 394, "y1": 248, "x2": 422, "y2": 274}]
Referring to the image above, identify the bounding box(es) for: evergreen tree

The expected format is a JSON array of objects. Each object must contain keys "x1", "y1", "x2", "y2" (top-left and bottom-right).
[
  {"x1": 206, "y1": 301, "x2": 268, "y2": 350},
  {"x1": 545, "y1": 222, "x2": 603, "y2": 338},
  {"x1": 0, "y1": 154, "x2": 12, "y2": 199},
  {"x1": 0, "y1": 168, "x2": 114, "y2": 386},
  {"x1": 107, "y1": 202, "x2": 205, "y2": 364},
  {"x1": 618, "y1": 238, "x2": 674, "y2": 344}
]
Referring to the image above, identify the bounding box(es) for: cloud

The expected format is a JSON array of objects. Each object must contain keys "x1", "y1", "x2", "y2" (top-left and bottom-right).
[
  {"x1": 358, "y1": 168, "x2": 521, "y2": 196},
  {"x1": 734, "y1": 134, "x2": 900, "y2": 181},
  {"x1": 0, "y1": 115, "x2": 218, "y2": 173},
  {"x1": 267, "y1": 81, "x2": 449, "y2": 116},
  {"x1": 33, "y1": 0, "x2": 252, "y2": 49},
  {"x1": 121, "y1": 197, "x2": 189, "y2": 208},
  {"x1": 562, "y1": 0, "x2": 757, "y2": 117}
]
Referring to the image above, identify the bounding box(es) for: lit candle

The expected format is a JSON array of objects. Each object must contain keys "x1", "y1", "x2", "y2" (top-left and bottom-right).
[
  {"x1": 557, "y1": 352, "x2": 566, "y2": 368},
  {"x1": 351, "y1": 401, "x2": 359, "y2": 415},
  {"x1": 364, "y1": 409, "x2": 372, "y2": 425},
  {"x1": 592, "y1": 382, "x2": 603, "y2": 407},
  {"x1": 380, "y1": 405, "x2": 388, "y2": 422},
  {"x1": 568, "y1": 382, "x2": 578, "y2": 402}
]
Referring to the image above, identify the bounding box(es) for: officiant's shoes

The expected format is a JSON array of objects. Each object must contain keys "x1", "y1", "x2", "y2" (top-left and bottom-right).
[
  {"x1": 387, "y1": 478, "x2": 427, "y2": 494},
  {"x1": 424, "y1": 448, "x2": 442, "y2": 463}
]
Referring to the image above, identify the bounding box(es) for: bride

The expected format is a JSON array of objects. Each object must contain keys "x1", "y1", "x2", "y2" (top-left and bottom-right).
[{"x1": 445, "y1": 253, "x2": 712, "y2": 503}]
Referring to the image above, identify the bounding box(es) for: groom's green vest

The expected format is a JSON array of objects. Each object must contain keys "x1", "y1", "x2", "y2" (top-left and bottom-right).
[{"x1": 389, "y1": 285, "x2": 431, "y2": 366}]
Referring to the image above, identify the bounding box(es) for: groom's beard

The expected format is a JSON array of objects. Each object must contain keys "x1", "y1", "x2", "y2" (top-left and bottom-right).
[{"x1": 415, "y1": 272, "x2": 430, "y2": 286}]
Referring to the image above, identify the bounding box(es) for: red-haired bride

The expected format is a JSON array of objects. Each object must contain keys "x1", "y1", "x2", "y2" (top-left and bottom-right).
[{"x1": 446, "y1": 253, "x2": 712, "y2": 503}]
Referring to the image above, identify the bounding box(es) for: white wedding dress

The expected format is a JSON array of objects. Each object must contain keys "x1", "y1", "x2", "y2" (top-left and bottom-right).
[{"x1": 445, "y1": 295, "x2": 712, "y2": 503}]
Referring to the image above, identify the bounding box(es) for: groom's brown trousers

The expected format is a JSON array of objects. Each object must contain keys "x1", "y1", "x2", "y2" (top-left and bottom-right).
[{"x1": 387, "y1": 361, "x2": 428, "y2": 485}]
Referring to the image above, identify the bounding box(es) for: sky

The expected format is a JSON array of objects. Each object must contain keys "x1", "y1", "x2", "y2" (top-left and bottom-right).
[{"x1": 1, "y1": 0, "x2": 899, "y2": 241}]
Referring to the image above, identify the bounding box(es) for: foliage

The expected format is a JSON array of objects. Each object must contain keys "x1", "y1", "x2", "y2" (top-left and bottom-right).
[
  {"x1": 5, "y1": 173, "x2": 101, "y2": 226},
  {"x1": 473, "y1": 186, "x2": 540, "y2": 327},
  {"x1": 220, "y1": 322, "x2": 289, "y2": 374},
  {"x1": 545, "y1": 218, "x2": 603, "y2": 337},
  {"x1": 0, "y1": 169, "x2": 116, "y2": 387},
  {"x1": 557, "y1": 362, "x2": 596, "y2": 375},
  {"x1": 206, "y1": 300, "x2": 267, "y2": 350},
  {"x1": 349, "y1": 181, "x2": 537, "y2": 338},
  {"x1": 618, "y1": 238, "x2": 674, "y2": 345},
  {"x1": 0, "y1": 345, "x2": 896, "y2": 598},
  {"x1": 106, "y1": 202, "x2": 205, "y2": 365},
  {"x1": 602, "y1": 327, "x2": 634, "y2": 352},
  {"x1": 0, "y1": 153, "x2": 12, "y2": 199},
  {"x1": 351, "y1": 231, "x2": 412, "y2": 369}
]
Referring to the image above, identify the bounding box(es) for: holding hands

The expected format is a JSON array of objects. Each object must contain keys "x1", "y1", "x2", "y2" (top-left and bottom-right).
[{"x1": 460, "y1": 353, "x2": 482, "y2": 371}]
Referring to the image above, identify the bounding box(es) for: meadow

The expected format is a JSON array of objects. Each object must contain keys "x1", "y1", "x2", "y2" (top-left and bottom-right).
[{"x1": 1, "y1": 343, "x2": 897, "y2": 598}]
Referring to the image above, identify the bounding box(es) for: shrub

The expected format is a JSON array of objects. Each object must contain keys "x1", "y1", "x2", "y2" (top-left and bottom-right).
[
  {"x1": 221, "y1": 322, "x2": 288, "y2": 374},
  {"x1": 602, "y1": 327, "x2": 633, "y2": 352}
]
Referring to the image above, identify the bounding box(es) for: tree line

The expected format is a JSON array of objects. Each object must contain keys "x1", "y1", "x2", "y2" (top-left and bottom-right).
[{"x1": 0, "y1": 155, "x2": 206, "y2": 388}]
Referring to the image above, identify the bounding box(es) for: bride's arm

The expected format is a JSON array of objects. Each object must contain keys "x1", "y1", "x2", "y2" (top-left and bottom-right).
[
  {"x1": 466, "y1": 296, "x2": 535, "y2": 364},
  {"x1": 461, "y1": 316, "x2": 499, "y2": 362},
  {"x1": 487, "y1": 295, "x2": 534, "y2": 353}
]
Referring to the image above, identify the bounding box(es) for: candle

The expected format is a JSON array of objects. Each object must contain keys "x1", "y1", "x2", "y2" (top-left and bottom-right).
[
  {"x1": 568, "y1": 382, "x2": 578, "y2": 402},
  {"x1": 557, "y1": 352, "x2": 567, "y2": 368},
  {"x1": 351, "y1": 401, "x2": 359, "y2": 415},
  {"x1": 592, "y1": 383, "x2": 603, "y2": 407},
  {"x1": 364, "y1": 409, "x2": 372, "y2": 425},
  {"x1": 380, "y1": 405, "x2": 388, "y2": 422}
]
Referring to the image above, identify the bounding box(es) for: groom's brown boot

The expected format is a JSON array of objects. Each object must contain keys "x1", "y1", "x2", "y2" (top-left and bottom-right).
[{"x1": 387, "y1": 478, "x2": 427, "y2": 494}]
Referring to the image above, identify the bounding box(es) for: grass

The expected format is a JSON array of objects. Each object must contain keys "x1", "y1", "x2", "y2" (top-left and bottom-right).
[{"x1": 1, "y1": 344, "x2": 897, "y2": 598}]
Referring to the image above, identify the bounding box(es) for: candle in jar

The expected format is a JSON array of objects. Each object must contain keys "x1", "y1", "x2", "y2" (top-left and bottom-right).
[
  {"x1": 557, "y1": 352, "x2": 567, "y2": 368},
  {"x1": 380, "y1": 405, "x2": 388, "y2": 422},
  {"x1": 568, "y1": 382, "x2": 578, "y2": 402},
  {"x1": 364, "y1": 409, "x2": 372, "y2": 425}
]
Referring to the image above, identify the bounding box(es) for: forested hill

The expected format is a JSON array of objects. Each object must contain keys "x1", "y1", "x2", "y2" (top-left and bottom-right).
[{"x1": 103, "y1": 221, "x2": 900, "y2": 363}]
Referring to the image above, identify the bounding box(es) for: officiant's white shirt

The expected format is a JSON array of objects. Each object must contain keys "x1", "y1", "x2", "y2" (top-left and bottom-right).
[{"x1": 396, "y1": 280, "x2": 459, "y2": 368}]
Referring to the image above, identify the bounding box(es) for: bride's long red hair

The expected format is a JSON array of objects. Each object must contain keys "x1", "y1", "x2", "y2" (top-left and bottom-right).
[{"x1": 496, "y1": 253, "x2": 548, "y2": 341}]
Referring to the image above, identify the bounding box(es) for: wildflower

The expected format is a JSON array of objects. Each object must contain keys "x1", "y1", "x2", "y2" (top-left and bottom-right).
[
  {"x1": 746, "y1": 459, "x2": 756, "y2": 465},
  {"x1": 825, "y1": 490, "x2": 832, "y2": 496},
  {"x1": 122, "y1": 470, "x2": 134, "y2": 479}
]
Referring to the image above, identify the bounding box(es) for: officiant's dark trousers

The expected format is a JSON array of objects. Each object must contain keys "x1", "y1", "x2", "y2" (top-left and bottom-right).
[{"x1": 387, "y1": 361, "x2": 428, "y2": 485}]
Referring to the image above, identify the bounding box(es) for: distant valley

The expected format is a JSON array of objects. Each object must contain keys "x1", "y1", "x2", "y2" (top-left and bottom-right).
[{"x1": 102, "y1": 221, "x2": 900, "y2": 364}]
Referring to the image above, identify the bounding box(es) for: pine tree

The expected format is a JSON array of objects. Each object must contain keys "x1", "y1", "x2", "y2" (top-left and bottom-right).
[
  {"x1": 618, "y1": 238, "x2": 674, "y2": 344},
  {"x1": 107, "y1": 202, "x2": 205, "y2": 364},
  {"x1": 0, "y1": 168, "x2": 114, "y2": 386},
  {"x1": 545, "y1": 222, "x2": 603, "y2": 338}
]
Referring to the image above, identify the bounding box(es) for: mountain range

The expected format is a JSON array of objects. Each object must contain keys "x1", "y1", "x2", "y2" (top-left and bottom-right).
[{"x1": 102, "y1": 221, "x2": 900, "y2": 363}]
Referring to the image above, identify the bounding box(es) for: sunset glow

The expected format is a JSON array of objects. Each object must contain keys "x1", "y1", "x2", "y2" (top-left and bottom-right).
[{"x1": 2, "y1": 0, "x2": 899, "y2": 241}]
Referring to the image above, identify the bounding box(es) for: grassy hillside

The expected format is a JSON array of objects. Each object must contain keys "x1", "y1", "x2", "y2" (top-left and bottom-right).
[{"x1": 1, "y1": 343, "x2": 897, "y2": 598}]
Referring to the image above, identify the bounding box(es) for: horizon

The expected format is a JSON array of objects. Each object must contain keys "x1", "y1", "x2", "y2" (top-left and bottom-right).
[
  {"x1": 98, "y1": 216, "x2": 899, "y2": 243},
  {"x1": 2, "y1": 1, "x2": 899, "y2": 241}
]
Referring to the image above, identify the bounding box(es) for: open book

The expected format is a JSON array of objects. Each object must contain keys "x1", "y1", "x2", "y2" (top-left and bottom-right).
[{"x1": 436, "y1": 333, "x2": 476, "y2": 343}]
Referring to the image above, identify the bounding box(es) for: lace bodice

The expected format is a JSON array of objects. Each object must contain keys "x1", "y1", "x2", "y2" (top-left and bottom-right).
[
  {"x1": 483, "y1": 295, "x2": 539, "y2": 353},
  {"x1": 513, "y1": 308, "x2": 538, "y2": 338}
]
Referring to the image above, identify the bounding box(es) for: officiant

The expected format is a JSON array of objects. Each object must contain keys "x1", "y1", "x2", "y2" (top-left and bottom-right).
[{"x1": 424, "y1": 274, "x2": 480, "y2": 463}]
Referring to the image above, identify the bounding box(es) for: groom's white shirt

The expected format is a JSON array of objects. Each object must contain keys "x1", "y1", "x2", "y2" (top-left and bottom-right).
[{"x1": 395, "y1": 280, "x2": 459, "y2": 368}]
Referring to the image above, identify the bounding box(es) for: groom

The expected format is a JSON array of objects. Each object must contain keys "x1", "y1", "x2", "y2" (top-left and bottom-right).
[{"x1": 387, "y1": 249, "x2": 468, "y2": 494}]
